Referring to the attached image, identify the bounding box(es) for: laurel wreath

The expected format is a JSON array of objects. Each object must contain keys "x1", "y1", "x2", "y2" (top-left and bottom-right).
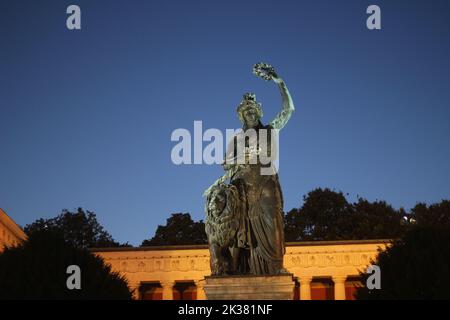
[{"x1": 253, "y1": 62, "x2": 275, "y2": 81}]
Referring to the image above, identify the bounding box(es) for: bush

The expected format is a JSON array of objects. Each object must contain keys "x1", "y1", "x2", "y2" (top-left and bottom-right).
[
  {"x1": 0, "y1": 230, "x2": 132, "y2": 299},
  {"x1": 356, "y1": 225, "x2": 450, "y2": 299}
]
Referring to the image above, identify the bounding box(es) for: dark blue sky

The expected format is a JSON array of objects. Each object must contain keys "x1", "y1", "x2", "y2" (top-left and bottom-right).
[{"x1": 1, "y1": 0, "x2": 450, "y2": 246}]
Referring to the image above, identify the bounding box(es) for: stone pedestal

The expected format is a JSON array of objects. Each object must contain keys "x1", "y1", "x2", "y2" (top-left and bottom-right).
[{"x1": 204, "y1": 274, "x2": 295, "y2": 300}]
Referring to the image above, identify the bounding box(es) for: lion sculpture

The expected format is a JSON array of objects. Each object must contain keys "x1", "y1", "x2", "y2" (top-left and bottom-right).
[{"x1": 205, "y1": 183, "x2": 242, "y2": 275}]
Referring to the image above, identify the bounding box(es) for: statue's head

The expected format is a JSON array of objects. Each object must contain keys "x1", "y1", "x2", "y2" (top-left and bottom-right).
[{"x1": 237, "y1": 93, "x2": 263, "y2": 128}]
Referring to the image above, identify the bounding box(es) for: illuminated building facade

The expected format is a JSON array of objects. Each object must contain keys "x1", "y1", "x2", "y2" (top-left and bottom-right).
[{"x1": 94, "y1": 240, "x2": 388, "y2": 300}]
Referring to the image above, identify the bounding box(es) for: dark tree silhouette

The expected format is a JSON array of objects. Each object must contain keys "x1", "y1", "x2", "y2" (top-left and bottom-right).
[
  {"x1": 411, "y1": 200, "x2": 450, "y2": 228},
  {"x1": 24, "y1": 208, "x2": 127, "y2": 248},
  {"x1": 356, "y1": 225, "x2": 450, "y2": 299},
  {"x1": 141, "y1": 213, "x2": 207, "y2": 246},
  {"x1": 0, "y1": 230, "x2": 132, "y2": 299},
  {"x1": 284, "y1": 188, "x2": 406, "y2": 241},
  {"x1": 143, "y1": 189, "x2": 408, "y2": 245},
  {"x1": 285, "y1": 188, "x2": 354, "y2": 241},
  {"x1": 350, "y1": 198, "x2": 406, "y2": 239},
  {"x1": 139, "y1": 190, "x2": 447, "y2": 246}
]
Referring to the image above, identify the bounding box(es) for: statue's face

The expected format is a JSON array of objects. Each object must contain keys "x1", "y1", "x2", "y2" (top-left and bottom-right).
[
  {"x1": 209, "y1": 190, "x2": 226, "y2": 214},
  {"x1": 243, "y1": 108, "x2": 260, "y2": 128}
]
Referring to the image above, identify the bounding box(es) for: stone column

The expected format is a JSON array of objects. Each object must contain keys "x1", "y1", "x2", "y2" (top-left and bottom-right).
[
  {"x1": 160, "y1": 280, "x2": 175, "y2": 300},
  {"x1": 299, "y1": 276, "x2": 312, "y2": 300},
  {"x1": 195, "y1": 280, "x2": 206, "y2": 300},
  {"x1": 332, "y1": 276, "x2": 347, "y2": 300}
]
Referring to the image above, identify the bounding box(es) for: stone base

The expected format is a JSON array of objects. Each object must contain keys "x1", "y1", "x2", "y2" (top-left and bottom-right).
[{"x1": 204, "y1": 274, "x2": 295, "y2": 300}]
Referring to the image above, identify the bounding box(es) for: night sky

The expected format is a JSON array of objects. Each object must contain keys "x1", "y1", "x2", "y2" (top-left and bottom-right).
[{"x1": 1, "y1": 0, "x2": 450, "y2": 245}]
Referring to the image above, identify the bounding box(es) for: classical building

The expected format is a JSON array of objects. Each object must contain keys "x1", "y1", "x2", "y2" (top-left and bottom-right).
[
  {"x1": 0, "y1": 208, "x2": 27, "y2": 252},
  {"x1": 0, "y1": 209, "x2": 388, "y2": 300},
  {"x1": 93, "y1": 240, "x2": 389, "y2": 300}
]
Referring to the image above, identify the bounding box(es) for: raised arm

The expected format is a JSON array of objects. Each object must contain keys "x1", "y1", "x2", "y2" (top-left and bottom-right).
[{"x1": 269, "y1": 76, "x2": 295, "y2": 130}]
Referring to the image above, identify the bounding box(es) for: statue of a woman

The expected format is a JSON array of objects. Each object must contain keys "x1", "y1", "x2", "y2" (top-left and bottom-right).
[{"x1": 205, "y1": 63, "x2": 295, "y2": 275}]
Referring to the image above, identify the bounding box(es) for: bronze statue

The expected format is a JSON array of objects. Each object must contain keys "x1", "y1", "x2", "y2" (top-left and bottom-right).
[{"x1": 205, "y1": 63, "x2": 295, "y2": 275}]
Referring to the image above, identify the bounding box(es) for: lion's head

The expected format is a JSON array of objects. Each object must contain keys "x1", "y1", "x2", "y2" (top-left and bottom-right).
[{"x1": 205, "y1": 183, "x2": 241, "y2": 247}]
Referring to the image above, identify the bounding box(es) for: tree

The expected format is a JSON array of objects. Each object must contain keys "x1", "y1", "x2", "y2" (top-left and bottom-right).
[
  {"x1": 356, "y1": 225, "x2": 450, "y2": 299},
  {"x1": 141, "y1": 213, "x2": 207, "y2": 246},
  {"x1": 350, "y1": 198, "x2": 406, "y2": 240},
  {"x1": 411, "y1": 200, "x2": 450, "y2": 228},
  {"x1": 24, "y1": 208, "x2": 127, "y2": 248},
  {"x1": 284, "y1": 188, "x2": 407, "y2": 241},
  {"x1": 0, "y1": 230, "x2": 132, "y2": 299},
  {"x1": 285, "y1": 188, "x2": 354, "y2": 241}
]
